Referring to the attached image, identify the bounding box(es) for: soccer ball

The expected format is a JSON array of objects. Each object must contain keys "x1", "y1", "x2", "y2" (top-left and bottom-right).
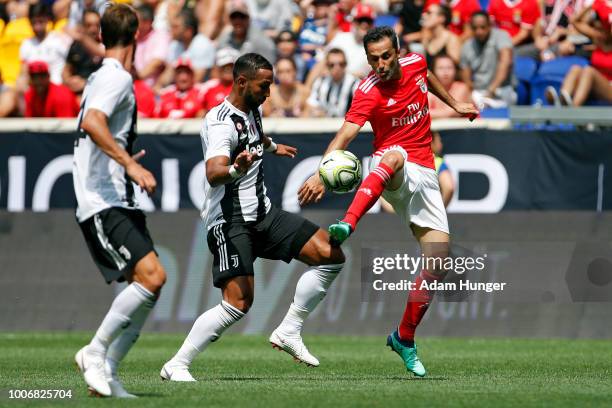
[{"x1": 318, "y1": 150, "x2": 362, "y2": 194}]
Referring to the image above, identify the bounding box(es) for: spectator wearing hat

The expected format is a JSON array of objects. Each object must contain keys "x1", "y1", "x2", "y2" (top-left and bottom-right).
[
  {"x1": 298, "y1": 0, "x2": 331, "y2": 71},
  {"x1": 18, "y1": 3, "x2": 71, "y2": 92},
  {"x1": 62, "y1": 9, "x2": 103, "y2": 97},
  {"x1": 157, "y1": 59, "x2": 204, "y2": 119},
  {"x1": 24, "y1": 61, "x2": 79, "y2": 118},
  {"x1": 135, "y1": 4, "x2": 171, "y2": 87},
  {"x1": 158, "y1": 8, "x2": 216, "y2": 90},
  {"x1": 247, "y1": 0, "x2": 296, "y2": 39},
  {"x1": 200, "y1": 48, "x2": 240, "y2": 115},
  {"x1": 276, "y1": 30, "x2": 308, "y2": 82},
  {"x1": 326, "y1": 3, "x2": 375, "y2": 78},
  {"x1": 305, "y1": 48, "x2": 359, "y2": 117},
  {"x1": 216, "y1": 0, "x2": 276, "y2": 63}
]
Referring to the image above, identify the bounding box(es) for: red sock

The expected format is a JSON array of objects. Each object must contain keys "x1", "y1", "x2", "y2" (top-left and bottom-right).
[
  {"x1": 398, "y1": 270, "x2": 439, "y2": 342},
  {"x1": 342, "y1": 163, "x2": 394, "y2": 230}
]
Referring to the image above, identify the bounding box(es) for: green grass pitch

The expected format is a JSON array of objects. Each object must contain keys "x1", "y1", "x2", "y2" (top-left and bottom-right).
[{"x1": 1, "y1": 333, "x2": 611, "y2": 407}]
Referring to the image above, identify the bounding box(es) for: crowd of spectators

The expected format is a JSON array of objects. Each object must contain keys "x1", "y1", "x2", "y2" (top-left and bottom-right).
[{"x1": 0, "y1": 0, "x2": 609, "y2": 119}]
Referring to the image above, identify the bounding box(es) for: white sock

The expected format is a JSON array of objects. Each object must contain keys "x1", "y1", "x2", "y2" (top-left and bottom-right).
[
  {"x1": 106, "y1": 296, "x2": 156, "y2": 375},
  {"x1": 278, "y1": 263, "x2": 344, "y2": 334},
  {"x1": 89, "y1": 282, "x2": 156, "y2": 357},
  {"x1": 170, "y1": 300, "x2": 244, "y2": 367}
]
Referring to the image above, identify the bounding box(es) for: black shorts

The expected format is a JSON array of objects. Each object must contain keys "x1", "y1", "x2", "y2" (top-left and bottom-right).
[
  {"x1": 206, "y1": 206, "x2": 319, "y2": 288},
  {"x1": 79, "y1": 207, "x2": 155, "y2": 284}
]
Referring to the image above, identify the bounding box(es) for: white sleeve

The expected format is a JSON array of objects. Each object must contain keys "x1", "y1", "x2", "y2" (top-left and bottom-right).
[
  {"x1": 205, "y1": 120, "x2": 236, "y2": 160},
  {"x1": 86, "y1": 72, "x2": 132, "y2": 117}
]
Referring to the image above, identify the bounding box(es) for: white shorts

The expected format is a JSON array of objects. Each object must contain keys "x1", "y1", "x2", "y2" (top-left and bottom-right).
[{"x1": 371, "y1": 146, "x2": 449, "y2": 234}]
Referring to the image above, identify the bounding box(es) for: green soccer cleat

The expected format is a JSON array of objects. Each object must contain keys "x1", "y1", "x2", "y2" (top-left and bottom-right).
[
  {"x1": 328, "y1": 221, "x2": 352, "y2": 246},
  {"x1": 386, "y1": 330, "x2": 426, "y2": 377}
]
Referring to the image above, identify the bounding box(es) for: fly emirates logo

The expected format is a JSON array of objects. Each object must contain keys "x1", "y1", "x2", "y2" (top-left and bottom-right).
[{"x1": 391, "y1": 102, "x2": 430, "y2": 127}]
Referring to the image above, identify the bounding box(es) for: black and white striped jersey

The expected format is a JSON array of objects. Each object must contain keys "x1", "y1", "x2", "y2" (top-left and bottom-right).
[
  {"x1": 200, "y1": 99, "x2": 271, "y2": 230},
  {"x1": 73, "y1": 58, "x2": 138, "y2": 223},
  {"x1": 306, "y1": 73, "x2": 360, "y2": 117}
]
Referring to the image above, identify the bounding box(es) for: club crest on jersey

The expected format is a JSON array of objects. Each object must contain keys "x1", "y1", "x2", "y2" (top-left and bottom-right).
[{"x1": 416, "y1": 77, "x2": 427, "y2": 93}]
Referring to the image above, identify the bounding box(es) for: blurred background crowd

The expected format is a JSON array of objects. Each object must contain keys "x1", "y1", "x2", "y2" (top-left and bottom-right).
[{"x1": 0, "y1": 0, "x2": 609, "y2": 119}]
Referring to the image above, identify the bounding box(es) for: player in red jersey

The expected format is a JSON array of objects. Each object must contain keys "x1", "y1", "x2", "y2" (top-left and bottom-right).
[{"x1": 298, "y1": 26, "x2": 478, "y2": 377}]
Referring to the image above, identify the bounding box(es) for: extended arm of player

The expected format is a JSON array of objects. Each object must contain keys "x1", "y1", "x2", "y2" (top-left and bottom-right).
[
  {"x1": 81, "y1": 109, "x2": 157, "y2": 194},
  {"x1": 427, "y1": 70, "x2": 479, "y2": 119},
  {"x1": 297, "y1": 121, "x2": 361, "y2": 206},
  {"x1": 206, "y1": 150, "x2": 254, "y2": 187}
]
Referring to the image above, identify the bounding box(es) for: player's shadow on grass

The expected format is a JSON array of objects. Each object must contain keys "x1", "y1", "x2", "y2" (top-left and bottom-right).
[{"x1": 213, "y1": 376, "x2": 448, "y2": 382}]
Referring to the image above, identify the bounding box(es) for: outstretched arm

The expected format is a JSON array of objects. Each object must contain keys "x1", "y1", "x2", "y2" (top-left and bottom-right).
[
  {"x1": 298, "y1": 121, "x2": 362, "y2": 206},
  {"x1": 427, "y1": 69, "x2": 479, "y2": 119}
]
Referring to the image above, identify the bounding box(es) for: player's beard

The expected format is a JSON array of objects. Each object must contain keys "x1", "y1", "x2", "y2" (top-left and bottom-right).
[
  {"x1": 378, "y1": 59, "x2": 400, "y2": 81},
  {"x1": 245, "y1": 89, "x2": 265, "y2": 110}
]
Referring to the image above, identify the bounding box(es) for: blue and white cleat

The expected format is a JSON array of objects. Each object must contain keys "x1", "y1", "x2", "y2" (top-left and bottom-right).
[{"x1": 386, "y1": 330, "x2": 426, "y2": 377}]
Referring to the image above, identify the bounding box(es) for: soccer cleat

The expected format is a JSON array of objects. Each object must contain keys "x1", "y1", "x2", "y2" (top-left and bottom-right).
[
  {"x1": 160, "y1": 362, "x2": 197, "y2": 382},
  {"x1": 269, "y1": 329, "x2": 320, "y2": 367},
  {"x1": 386, "y1": 330, "x2": 426, "y2": 377},
  {"x1": 75, "y1": 346, "x2": 112, "y2": 397},
  {"x1": 104, "y1": 360, "x2": 137, "y2": 398},
  {"x1": 328, "y1": 221, "x2": 352, "y2": 246}
]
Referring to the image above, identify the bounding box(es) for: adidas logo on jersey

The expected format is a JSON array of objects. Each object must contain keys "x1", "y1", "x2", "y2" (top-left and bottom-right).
[{"x1": 386, "y1": 98, "x2": 397, "y2": 107}]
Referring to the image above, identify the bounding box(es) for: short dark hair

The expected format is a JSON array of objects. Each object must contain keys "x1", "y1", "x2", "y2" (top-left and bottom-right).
[
  {"x1": 178, "y1": 9, "x2": 198, "y2": 34},
  {"x1": 363, "y1": 26, "x2": 399, "y2": 53},
  {"x1": 136, "y1": 4, "x2": 155, "y2": 21},
  {"x1": 470, "y1": 10, "x2": 490, "y2": 23},
  {"x1": 82, "y1": 9, "x2": 100, "y2": 24},
  {"x1": 233, "y1": 53, "x2": 273, "y2": 80},
  {"x1": 275, "y1": 56, "x2": 297, "y2": 71},
  {"x1": 439, "y1": 5, "x2": 452, "y2": 26},
  {"x1": 327, "y1": 48, "x2": 346, "y2": 60},
  {"x1": 101, "y1": 4, "x2": 139, "y2": 49},
  {"x1": 28, "y1": 3, "x2": 51, "y2": 20}
]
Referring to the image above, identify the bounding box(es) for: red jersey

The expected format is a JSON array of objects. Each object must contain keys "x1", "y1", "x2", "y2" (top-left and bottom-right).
[
  {"x1": 157, "y1": 85, "x2": 203, "y2": 119},
  {"x1": 488, "y1": 0, "x2": 540, "y2": 39},
  {"x1": 592, "y1": 0, "x2": 611, "y2": 32},
  {"x1": 24, "y1": 83, "x2": 78, "y2": 118},
  {"x1": 425, "y1": 0, "x2": 481, "y2": 36},
  {"x1": 345, "y1": 53, "x2": 435, "y2": 169},
  {"x1": 201, "y1": 80, "x2": 232, "y2": 112},
  {"x1": 134, "y1": 79, "x2": 156, "y2": 118}
]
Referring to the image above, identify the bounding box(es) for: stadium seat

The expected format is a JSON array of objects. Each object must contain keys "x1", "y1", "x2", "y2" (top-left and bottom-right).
[
  {"x1": 513, "y1": 56, "x2": 538, "y2": 105},
  {"x1": 530, "y1": 56, "x2": 589, "y2": 105},
  {"x1": 375, "y1": 14, "x2": 399, "y2": 28}
]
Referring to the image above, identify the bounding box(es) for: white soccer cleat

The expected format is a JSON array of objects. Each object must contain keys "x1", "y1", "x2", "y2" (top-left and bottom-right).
[
  {"x1": 74, "y1": 346, "x2": 111, "y2": 397},
  {"x1": 160, "y1": 362, "x2": 197, "y2": 382},
  {"x1": 269, "y1": 329, "x2": 320, "y2": 367},
  {"x1": 104, "y1": 360, "x2": 137, "y2": 398}
]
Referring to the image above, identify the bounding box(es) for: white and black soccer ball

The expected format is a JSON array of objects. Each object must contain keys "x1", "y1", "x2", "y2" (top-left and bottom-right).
[{"x1": 318, "y1": 150, "x2": 362, "y2": 194}]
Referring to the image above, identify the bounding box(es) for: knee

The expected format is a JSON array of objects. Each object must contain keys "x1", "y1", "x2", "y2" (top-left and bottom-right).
[
  {"x1": 380, "y1": 151, "x2": 404, "y2": 172},
  {"x1": 225, "y1": 293, "x2": 253, "y2": 313},
  {"x1": 315, "y1": 241, "x2": 346, "y2": 265},
  {"x1": 144, "y1": 264, "x2": 166, "y2": 293},
  {"x1": 568, "y1": 65, "x2": 583, "y2": 76}
]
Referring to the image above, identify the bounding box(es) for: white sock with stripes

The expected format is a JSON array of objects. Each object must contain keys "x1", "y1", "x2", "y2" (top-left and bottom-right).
[
  {"x1": 277, "y1": 263, "x2": 344, "y2": 335},
  {"x1": 105, "y1": 296, "x2": 156, "y2": 375},
  {"x1": 169, "y1": 300, "x2": 244, "y2": 367},
  {"x1": 88, "y1": 283, "x2": 156, "y2": 357}
]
